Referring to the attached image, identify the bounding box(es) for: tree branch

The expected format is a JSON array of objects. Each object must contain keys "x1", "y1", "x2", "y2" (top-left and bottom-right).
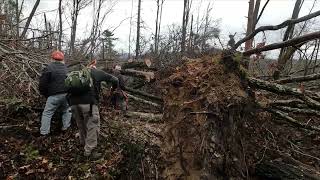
[
  {"x1": 243, "y1": 31, "x2": 320, "y2": 56},
  {"x1": 234, "y1": 10, "x2": 320, "y2": 49},
  {"x1": 275, "y1": 73, "x2": 320, "y2": 84}
]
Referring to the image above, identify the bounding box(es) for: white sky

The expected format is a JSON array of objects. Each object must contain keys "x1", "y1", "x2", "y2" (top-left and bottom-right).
[{"x1": 23, "y1": 0, "x2": 320, "y2": 55}]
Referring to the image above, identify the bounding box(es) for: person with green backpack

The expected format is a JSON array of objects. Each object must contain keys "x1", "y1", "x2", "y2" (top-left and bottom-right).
[{"x1": 65, "y1": 60, "x2": 120, "y2": 157}]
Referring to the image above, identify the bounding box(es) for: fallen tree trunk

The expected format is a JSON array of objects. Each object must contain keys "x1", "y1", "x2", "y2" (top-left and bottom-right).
[
  {"x1": 256, "y1": 161, "x2": 320, "y2": 180},
  {"x1": 121, "y1": 69, "x2": 155, "y2": 82},
  {"x1": 267, "y1": 108, "x2": 320, "y2": 131},
  {"x1": 125, "y1": 87, "x2": 163, "y2": 102},
  {"x1": 127, "y1": 93, "x2": 161, "y2": 108},
  {"x1": 122, "y1": 61, "x2": 157, "y2": 71},
  {"x1": 275, "y1": 73, "x2": 320, "y2": 84},
  {"x1": 275, "y1": 106, "x2": 320, "y2": 117},
  {"x1": 126, "y1": 111, "x2": 163, "y2": 122},
  {"x1": 248, "y1": 77, "x2": 320, "y2": 109},
  {"x1": 268, "y1": 99, "x2": 305, "y2": 107},
  {"x1": 243, "y1": 31, "x2": 320, "y2": 56},
  {"x1": 234, "y1": 10, "x2": 320, "y2": 49}
]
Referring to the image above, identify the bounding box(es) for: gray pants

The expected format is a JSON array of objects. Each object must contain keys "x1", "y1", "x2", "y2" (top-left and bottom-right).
[
  {"x1": 40, "y1": 93, "x2": 72, "y2": 135},
  {"x1": 71, "y1": 104, "x2": 100, "y2": 154}
]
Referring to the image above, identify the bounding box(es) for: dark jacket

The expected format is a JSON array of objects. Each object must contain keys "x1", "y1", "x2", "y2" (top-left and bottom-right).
[
  {"x1": 39, "y1": 61, "x2": 68, "y2": 97},
  {"x1": 68, "y1": 68, "x2": 119, "y2": 105}
]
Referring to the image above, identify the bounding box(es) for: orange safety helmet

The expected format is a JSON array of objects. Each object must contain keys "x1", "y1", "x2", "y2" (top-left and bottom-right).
[{"x1": 51, "y1": 50, "x2": 64, "y2": 61}]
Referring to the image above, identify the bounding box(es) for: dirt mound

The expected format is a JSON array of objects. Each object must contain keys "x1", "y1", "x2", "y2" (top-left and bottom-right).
[{"x1": 160, "y1": 54, "x2": 253, "y2": 179}]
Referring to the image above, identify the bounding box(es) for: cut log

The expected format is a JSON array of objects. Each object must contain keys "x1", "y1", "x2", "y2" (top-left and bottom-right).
[
  {"x1": 121, "y1": 69, "x2": 155, "y2": 82},
  {"x1": 127, "y1": 93, "x2": 161, "y2": 108},
  {"x1": 125, "y1": 87, "x2": 163, "y2": 102},
  {"x1": 256, "y1": 161, "x2": 320, "y2": 180},
  {"x1": 276, "y1": 73, "x2": 320, "y2": 84},
  {"x1": 125, "y1": 111, "x2": 163, "y2": 122},
  {"x1": 122, "y1": 61, "x2": 157, "y2": 71}
]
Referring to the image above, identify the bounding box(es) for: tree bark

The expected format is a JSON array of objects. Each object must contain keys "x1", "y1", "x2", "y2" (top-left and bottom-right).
[
  {"x1": 70, "y1": 0, "x2": 80, "y2": 56},
  {"x1": 273, "y1": 0, "x2": 303, "y2": 80},
  {"x1": 276, "y1": 72, "x2": 320, "y2": 84},
  {"x1": 154, "y1": 0, "x2": 160, "y2": 54},
  {"x1": 234, "y1": 10, "x2": 320, "y2": 50},
  {"x1": 127, "y1": 93, "x2": 161, "y2": 108},
  {"x1": 125, "y1": 87, "x2": 162, "y2": 102},
  {"x1": 135, "y1": 0, "x2": 141, "y2": 59},
  {"x1": 15, "y1": 0, "x2": 19, "y2": 39},
  {"x1": 58, "y1": 0, "x2": 63, "y2": 50},
  {"x1": 20, "y1": 0, "x2": 40, "y2": 39},
  {"x1": 243, "y1": 31, "x2": 320, "y2": 56},
  {"x1": 181, "y1": 0, "x2": 189, "y2": 54},
  {"x1": 256, "y1": 161, "x2": 320, "y2": 180},
  {"x1": 244, "y1": 0, "x2": 255, "y2": 51}
]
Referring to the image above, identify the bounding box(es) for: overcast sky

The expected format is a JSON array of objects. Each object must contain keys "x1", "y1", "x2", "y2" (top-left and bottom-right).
[{"x1": 23, "y1": 0, "x2": 320, "y2": 56}]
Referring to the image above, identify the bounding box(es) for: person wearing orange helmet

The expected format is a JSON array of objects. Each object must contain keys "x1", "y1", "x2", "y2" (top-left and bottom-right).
[{"x1": 38, "y1": 50, "x2": 71, "y2": 136}]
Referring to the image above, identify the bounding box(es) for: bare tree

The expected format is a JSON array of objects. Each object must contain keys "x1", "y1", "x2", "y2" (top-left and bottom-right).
[
  {"x1": 135, "y1": 0, "x2": 141, "y2": 59},
  {"x1": 244, "y1": 0, "x2": 261, "y2": 51},
  {"x1": 20, "y1": 0, "x2": 40, "y2": 39},
  {"x1": 154, "y1": 0, "x2": 160, "y2": 54},
  {"x1": 15, "y1": 0, "x2": 18, "y2": 38},
  {"x1": 181, "y1": 0, "x2": 191, "y2": 54},
  {"x1": 90, "y1": 0, "x2": 103, "y2": 59},
  {"x1": 128, "y1": 0, "x2": 134, "y2": 59},
  {"x1": 273, "y1": 0, "x2": 304, "y2": 79},
  {"x1": 58, "y1": 0, "x2": 63, "y2": 50},
  {"x1": 70, "y1": 0, "x2": 91, "y2": 56}
]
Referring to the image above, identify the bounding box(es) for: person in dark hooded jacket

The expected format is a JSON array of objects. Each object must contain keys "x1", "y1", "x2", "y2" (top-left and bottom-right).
[{"x1": 39, "y1": 50, "x2": 71, "y2": 136}]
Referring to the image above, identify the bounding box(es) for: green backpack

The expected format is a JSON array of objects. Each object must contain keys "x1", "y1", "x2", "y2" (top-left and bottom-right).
[{"x1": 65, "y1": 68, "x2": 94, "y2": 94}]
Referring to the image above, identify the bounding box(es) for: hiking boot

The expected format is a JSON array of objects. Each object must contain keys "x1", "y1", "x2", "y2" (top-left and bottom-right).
[{"x1": 84, "y1": 150, "x2": 102, "y2": 161}]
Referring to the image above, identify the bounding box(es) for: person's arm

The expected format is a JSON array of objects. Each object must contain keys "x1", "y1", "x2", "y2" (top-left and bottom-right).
[
  {"x1": 95, "y1": 69, "x2": 120, "y2": 89},
  {"x1": 39, "y1": 66, "x2": 51, "y2": 97}
]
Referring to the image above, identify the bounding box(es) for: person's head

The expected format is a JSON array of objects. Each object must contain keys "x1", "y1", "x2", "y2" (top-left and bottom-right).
[
  {"x1": 88, "y1": 59, "x2": 97, "y2": 69},
  {"x1": 51, "y1": 50, "x2": 64, "y2": 62}
]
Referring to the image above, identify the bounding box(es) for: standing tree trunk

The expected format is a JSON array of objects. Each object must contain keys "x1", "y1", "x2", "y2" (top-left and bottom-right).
[
  {"x1": 20, "y1": 0, "x2": 40, "y2": 39},
  {"x1": 181, "y1": 0, "x2": 189, "y2": 54},
  {"x1": 154, "y1": 0, "x2": 160, "y2": 55},
  {"x1": 135, "y1": 0, "x2": 141, "y2": 59},
  {"x1": 128, "y1": 0, "x2": 134, "y2": 59},
  {"x1": 244, "y1": 0, "x2": 255, "y2": 51},
  {"x1": 189, "y1": 15, "x2": 193, "y2": 51},
  {"x1": 58, "y1": 0, "x2": 63, "y2": 50},
  {"x1": 252, "y1": 0, "x2": 261, "y2": 31},
  {"x1": 273, "y1": 0, "x2": 303, "y2": 80},
  {"x1": 15, "y1": 0, "x2": 19, "y2": 39},
  {"x1": 70, "y1": 0, "x2": 80, "y2": 57},
  {"x1": 43, "y1": 13, "x2": 48, "y2": 48}
]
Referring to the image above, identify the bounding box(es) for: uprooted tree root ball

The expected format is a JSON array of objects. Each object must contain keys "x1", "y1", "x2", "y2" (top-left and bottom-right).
[
  {"x1": 160, "y1": 53, "x2": 254, "y2": 179},
  {"x1": 159, "y1": 53, "x2": 320, "y2": 179}
]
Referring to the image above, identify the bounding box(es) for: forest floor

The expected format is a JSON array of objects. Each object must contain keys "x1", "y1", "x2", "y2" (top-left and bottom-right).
[
  {"x1": 0, "y1": 104, "x2": 164, "y2": 179},
  {"x1": 1, "y1": 53, "x2": 320, "y2": 179}
]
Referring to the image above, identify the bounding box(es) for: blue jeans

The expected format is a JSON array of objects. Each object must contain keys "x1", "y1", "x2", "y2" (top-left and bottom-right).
[{"x1": 40, "y1": 93, "x2": 72, "y2": 135}]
